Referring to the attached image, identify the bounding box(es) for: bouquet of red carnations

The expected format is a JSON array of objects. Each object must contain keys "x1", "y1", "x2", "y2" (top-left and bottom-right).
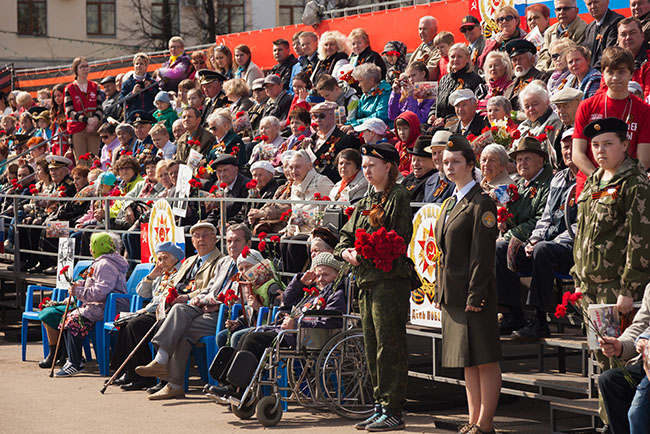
[{"x1": 354, "y1": 227, "x2": 407, "y2": 273}]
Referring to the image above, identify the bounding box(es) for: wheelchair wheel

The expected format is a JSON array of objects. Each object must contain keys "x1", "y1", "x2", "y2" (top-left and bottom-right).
[
  {"x1": 231, "y1": 393, "x2": 257, "y2": 420},
  {"x1": 286, "y1": 357, "x2": 323, "y2": 408},
  {"x1": 256, "y1": 395, "x2": 282, "y2": 427},
  {"x1": 315, "y1": 328, "x2": 374, "y2": 420}
]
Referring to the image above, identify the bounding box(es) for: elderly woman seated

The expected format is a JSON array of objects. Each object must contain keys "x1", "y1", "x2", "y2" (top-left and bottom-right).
[
  {"x1": 109, "y1": 242, "x2": 184, "y2": 391},
  {"x1": 342, "y1": 63, "x2": 393, "y2": 132},
  {"x1": 207, "y1": 252, "x2": 346, "y2": 401},
  {"x1": 477, "y1": 52, "x2": 513, "y2": 110},
  {"x1": 480, "y1": 144, "x2": 514, "y2": 194},
  {"x1": 329, "y1": 148, "x2": 368, "y2": 203},
  {"x1": 546, "y1": 39, "x2": 576, "y2": 97},
  {"x1": 516, "y1": 82, "x2": 563, "y2": 166},
  {"x1": 311, "y1": 30, "x2": 350, "y2": 84},
  {"x1": 281, "y1": 150, "x2": 334, "y2": 273},
  {"x1": 216, "y1": 249, "x2": 281, "y2": 349},
  {"x1": 249, "y1": 116, "x2": 283, "y2": 165},
  {"x1": 206, "y1": 110, "x2": 245, "y2": 167},
  {"x1": 51, "y1": 233, "x2": 128, "y2": 377},
  {"x1": 486, "y1": 96, "x2": 518, "y2": 134}
]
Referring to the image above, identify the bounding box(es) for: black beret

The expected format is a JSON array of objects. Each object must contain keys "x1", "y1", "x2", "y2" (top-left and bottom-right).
[
  {"x1": 444, "y1": 134, "x2": 474, "y2": 153},
  {"x1": 211, "y1": 154, "x2": 238, "y2": 168},
  {"x1": 583, "y1": 117, "x2": 628, "y2": 140},
  {"x1": 360, "y1": 142, "x2": 400, "y2": 165}
]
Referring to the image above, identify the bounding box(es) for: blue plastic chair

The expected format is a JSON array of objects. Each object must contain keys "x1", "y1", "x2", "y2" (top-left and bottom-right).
[
  {"x1": 20, "y1": 261, "x2": 95, "y2": 361},
  {"x1": 190, "y1": 304, "x2": 243, "y2": 389},
  {"x1": 96, "y1": 263, "x2": 154, "y2": 376}
]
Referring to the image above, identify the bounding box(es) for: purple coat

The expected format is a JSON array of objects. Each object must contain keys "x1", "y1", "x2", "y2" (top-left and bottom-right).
[
  {"x1": 158, "y1": 54, "x2": 192, "y2": 92},
  {"x1": 74, "y1": 252, "x2": 129, "y2": 322},
  {"x1": 388, "y1": 91, "x2": 434, "y2": 124}
]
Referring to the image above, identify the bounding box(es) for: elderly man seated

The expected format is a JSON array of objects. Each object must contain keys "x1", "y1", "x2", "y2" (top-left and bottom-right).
[
  {"x1": 496, "y1": 137, "x2": 553, "y2": 335},
  {"x1": 304, "y1": 101, "x2": 353, "y2": 183},
  {"x1": 281, "y1": 150, "x2": 334, "y2": 273},
  {"x1": 516, "y1": 82, "x2": 563, "y2": 167},
  {"x1": 135, "y1": 222, "x2": 248, "y2": 399},
  {"x1": 504, "y1": 40, "x2": 549, "y2": 111},
  {"x1": 401, "y1": 135, "x2": 437, "y2": 202},
  {"x1": 449, "y1": 89, "x2": 489, "y2": 138},
  {"x1": 174, "y1": 106, "x2": 215, "y2": 163},
  {"x1": 205, "y1": 154, "x2": 251, "y2": 229},
  {"x1": 207, "y1": 252, "x2": 347, "y2": 401},
  {"x1": 497, "y1": 130, "x2": 578, "y2": 340},
  {"x1": 549, "y1": 87, "x2": 583, "y2": 169}
]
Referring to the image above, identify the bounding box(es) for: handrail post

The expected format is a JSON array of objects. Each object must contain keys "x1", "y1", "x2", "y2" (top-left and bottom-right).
[
  {"x1": 219, "y1": 196, "x2": 227, "y2": 253},
  {"x1": 12, "y1": 196, "x2": 20, "y2": 272}
]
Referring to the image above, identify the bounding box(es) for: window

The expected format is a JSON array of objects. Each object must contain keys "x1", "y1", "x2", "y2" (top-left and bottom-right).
[
  {"x1": 87, "y1": 0, "x2": 115, "y2": 36},
  {"x1": 17, "y1": 0, "x2": 46, "y2": 36},
  {"x1": 279, "y1": 0, "x2": 305, "y2": 26},
  {"x1": 152, "y1": 0, "x2": 180, "y2": 37},
  {"x1": 217, "y1": 0, "x2": 245, "y2": 34}
]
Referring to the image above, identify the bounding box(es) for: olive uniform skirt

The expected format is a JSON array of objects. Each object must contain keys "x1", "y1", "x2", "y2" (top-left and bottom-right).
[{"x1": 440, "y1": 301, "x2": 502, "y2": 368}]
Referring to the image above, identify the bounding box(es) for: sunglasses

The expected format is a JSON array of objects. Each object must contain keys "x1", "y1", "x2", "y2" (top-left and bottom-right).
[
  {"x1": 555, "y1": 6, "x2": 576, "y2": 12},
  {"x1": 496, "y1": 15, "x2": 516, "y2": 23},
  {"x1": 460, "y1": 25, "x2": 477, "y2": 33},
  {"x1": 551, "y1": 53, "x2": 562, "y2": 60},
  {"x1": 100, "y1": 135, "x2": 110, "y2": 139},
  {"x1": 311, "y1": 113, "x2": 327, "y2": 120}
]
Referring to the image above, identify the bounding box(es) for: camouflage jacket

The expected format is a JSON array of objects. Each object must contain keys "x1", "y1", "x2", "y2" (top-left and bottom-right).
[
  {"x1": 504, "y1": 164, "x2": 554, "y2": 242},
  {"x1": 571, "y1": 157, "x2": 650, "y2": 298},
  {"x1": 334, "y1": 184, "x2": 415, "y2": 288}
]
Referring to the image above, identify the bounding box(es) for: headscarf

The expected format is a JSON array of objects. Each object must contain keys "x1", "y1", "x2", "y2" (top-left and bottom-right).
[
  {"x1": 90, "y1": 232, "x2": 117, "y2": 258},
  {"x1": 382, "y1": 41, "x2": 407, "y2": 82}
]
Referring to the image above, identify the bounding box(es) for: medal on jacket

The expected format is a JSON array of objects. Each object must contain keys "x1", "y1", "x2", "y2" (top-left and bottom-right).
[{"x1": 529, "y1": 186, "x2": 537, "y2": 198}]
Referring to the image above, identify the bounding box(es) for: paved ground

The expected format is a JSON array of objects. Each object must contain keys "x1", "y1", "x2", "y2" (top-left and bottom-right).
[{"x1": 1, "y1": 337, "x2": 599, "y2": 434}]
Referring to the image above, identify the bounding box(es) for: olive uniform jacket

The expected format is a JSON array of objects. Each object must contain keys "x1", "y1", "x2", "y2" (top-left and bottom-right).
[
  {"x1": 434, "y1": 183, "x2": 497, "y2": 309},
  {"x1": 174, "y1": 125, "x2": 216, "y2": 163}
]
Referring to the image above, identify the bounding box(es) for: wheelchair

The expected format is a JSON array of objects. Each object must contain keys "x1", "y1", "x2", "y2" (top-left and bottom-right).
[{"x1": 208, "y1": 277, "x2": 374, "y2": 427}]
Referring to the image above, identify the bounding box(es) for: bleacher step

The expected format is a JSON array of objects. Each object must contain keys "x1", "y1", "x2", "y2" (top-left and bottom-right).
[{"x1": 502, "y1": 371, "x2": 590, "y2": 394}]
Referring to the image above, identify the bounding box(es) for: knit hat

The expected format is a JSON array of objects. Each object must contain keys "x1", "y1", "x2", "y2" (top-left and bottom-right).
[
  {"x1": 116, "y1": 122, "x2": 135, "y2": 138},
  {"x1": 250, "y1": 160, "x2": 275, "y2": 175},
  {"x1": 311, "y1": 252, "x2": 343, "y2": 272}
]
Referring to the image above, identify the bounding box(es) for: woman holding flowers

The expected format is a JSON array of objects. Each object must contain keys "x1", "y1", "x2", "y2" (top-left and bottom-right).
[
  {"x1": 56, "y1": 233, "x2": 129, "y2": 377},
  {"x1": 109, "y1": 242, "x2": 184, "y2": 391},
  {"x1": 572, "y1": 118, "x2": 650, "y2": 422},
  {"x1": 335, "y1": 142, "x2": 416, "y2": 431},
  {"x1": 433, "y1": 134, "x2": 501, "y2": 434}
]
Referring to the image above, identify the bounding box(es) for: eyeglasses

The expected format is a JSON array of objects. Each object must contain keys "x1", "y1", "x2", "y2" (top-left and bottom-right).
[
  {"x1": 555, "y1": 6, "x2": 576, "y2": 12},
  {"x1": 311, "y1": 113, "x2": 327, "y2": 120},
  {"x1": 192, "y1": 232, "x2": 214, "y2": 239},
  {"x1": 460, "y1": 25, "x2": 476, "y2": 33},
  {"x1": 207, "y1": 125, "x2": 218, "y2": 131},
  {"x1": 496, "y1": 15, "x2": 516, "y2": 23},
  {"x1": 100, "y1": 135, "x2": 110, "y2": 139}
]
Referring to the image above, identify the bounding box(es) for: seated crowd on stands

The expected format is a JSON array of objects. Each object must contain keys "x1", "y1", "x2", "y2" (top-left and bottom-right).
[{"x1": 5, "y1": 2, "x2": 650, "y2": 432}]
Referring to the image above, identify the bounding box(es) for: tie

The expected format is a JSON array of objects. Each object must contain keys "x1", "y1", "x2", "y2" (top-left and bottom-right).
[
  {"x1": 191, "y1": 257, "x2": 203, "y2": 280},
  {"x1": 445, "y1": 196, "x2": 457, "y2": 218}
]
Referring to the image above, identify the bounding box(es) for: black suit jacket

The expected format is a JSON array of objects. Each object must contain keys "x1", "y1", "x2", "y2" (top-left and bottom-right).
[
  {"x1": 313, "y1": 127, "x2": 354, "y2": 183},
  {"x1": 454, "y1": 114, "x2": 489, "y2": 138},
  {"x1": 201, "y1": 91, "x2": 229, "y2": 125},
  {"x1": 206, "y1": 173, "x2": 252, "y2": 228},
  {"x1": 583, "y1": 9, "x2": 624, "y2": 69},
  {"x1": 262, "y1": 91, "x2": 293, "y2": 123}
]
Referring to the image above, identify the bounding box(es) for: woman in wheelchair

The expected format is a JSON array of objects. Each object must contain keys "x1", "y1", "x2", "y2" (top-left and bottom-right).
[
  {"x1": 109, "y1": 241, "x2": 184, "y2": 391},
  {"x1": 216, "y1": 249, "x2": 281, "y2": 349},
  {"x1": 207, "y1": 252, "x2": 346, "y2": 401}
]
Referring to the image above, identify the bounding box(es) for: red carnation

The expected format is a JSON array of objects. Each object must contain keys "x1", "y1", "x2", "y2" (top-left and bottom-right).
[
  {"x1": 242, "y1": 246, "x2": 251, "y2": 258},
  {"x1": 38, "y1": 297, "x2": 51, "y2": 311},
  {"x1": 246, "y1": 179, "x2": 258, "y2": 189},
  {"x1": 232, "y1": 146, "x2": 239, "y2": 153},
  {"x1": 481, "y1": 126, "x2": 490, "y2": 134},
  {"x1": 254, "y1": 136, "x2": 261, "y2": 141},
  {"x1": 344, "y1": 206, "x2": 355, "y2": 218},
  {"x1": 280, "y1": 209, "x2": 292, "y2": 221},
  {"x1": 260, "y1": 135, "x2": 269, "y2": 142},
  {"x1": 311, "y1": 122, "x2": 318, "y2": 129},
  {"x1": 512, "y1": 130, "x2": 521, "y2": 140},
  {"x1": 126, "y1": 151, "x2": 133, "y2": 156},
  {"x1": 59, "y1": 265, "x2": 70, "y2": 275},
  {"x1": 490, "y1": 126, "x2": 499, "y2": 133},
  {"x1": 297, "y1": 135, "x2": 305, "y2": 141},
  {"x1": 270, "y1": 235, "x2": 280, "y2": 243},
  {"x1": 258, "y1": 231, "x2": 267, "y2": 240},
  {"x1": 165, "y1": 287, "x2": 179, "y2": 305},
  {"x1": 314, "y1": 192, "x2": 321, "y2": 200},
  {"x1": 537, "y1": 133, "x2": 548, "y2": 142},
  {"x1": 198, "y1": 166, "x2": 207, "y2": 175},
  {"x1": 146, "y1": 200, "x2": 154, "y2": 206},
  {"x1": 258, "y1": 240, "x2": 267, "y2": 252},
  {"x1": 554, "y1": 304, "x2": 567, "y2": 318},
  {"x1": 568, "y1": 292, "x2": 583, "y2": 304},
  {"x1": 298, "y1": 125, "x2": 306, "y2": 132},
  {"x1": 219, "y1": 182, "x2": 228, "y2": 189},
  {"x1": 467, "y1": 133, "x2": 476, "y2": 141},
  {"x1": 321, "y1": 196, "x2": 331, "y2": 201},
  {"x1": 353, "y1": 227, "x2": 407, "y2": 273},
  {"x1": 545, "y1": 125, "x2": 555, "y2": 132},
  {"x1": 209, "y1": 185, "x2": 218, "y2": 194},
  {"x1": 58, "y1": 186, "x2": 66, "y2": 192},
  {"x1": 236, "y1": 110, "x2": 245, "y2": 118}
]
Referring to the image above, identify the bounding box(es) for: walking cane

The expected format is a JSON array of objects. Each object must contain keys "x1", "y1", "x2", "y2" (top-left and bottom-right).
[
  {"x1": 100, "y1": 318, "x2": 161, "y2": 394},
  {"x1": 49, "y1": 293, "x2": 75, "y2": 378}
]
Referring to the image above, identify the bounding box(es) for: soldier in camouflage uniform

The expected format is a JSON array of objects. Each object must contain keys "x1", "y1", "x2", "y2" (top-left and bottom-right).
[
  {"x1": 496, "y1": 137, "x2": 554, "y2": 334},
  {"x1": 572, "y1": 118, "x2": 650, "y2": 423},
  {"x1": 335, "y1": 142, "x2": 417, "y2": 432}
]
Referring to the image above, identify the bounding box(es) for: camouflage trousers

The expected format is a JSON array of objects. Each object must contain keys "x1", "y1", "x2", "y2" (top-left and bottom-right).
[
  {"x1": 581, "y1": 286, "x2": 619, "y2": 425},
  {"x1": 358, "y1": 280, "x2": 410, "y2": 410}
]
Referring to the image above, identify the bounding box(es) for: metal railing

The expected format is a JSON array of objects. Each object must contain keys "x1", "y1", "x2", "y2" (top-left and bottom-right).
[{"x1": 321, "y1": 0, "x2": 435, "y2": 19}]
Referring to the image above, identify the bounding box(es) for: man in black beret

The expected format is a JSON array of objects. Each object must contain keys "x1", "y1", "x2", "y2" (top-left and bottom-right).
[
  {"x1": 197, "y1": 69, "x2": 229, "y2": 125},
  {"x1": 460, "y1": 15, "x2": 485, "y2": 66},
  {"x1": 504, "y1": 39, "x2": 549, "y2": 111},
  {"x1": 205, "y1": 154, "x2": 251, "y2": 229},
  {"x1": 401, "y1": 135, "x2": 437, "y2": 202}
]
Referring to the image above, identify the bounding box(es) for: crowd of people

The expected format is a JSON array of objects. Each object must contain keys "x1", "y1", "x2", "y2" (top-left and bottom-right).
[{"x1": 5, "y1": 0, "x2": 650, "y2": 432}]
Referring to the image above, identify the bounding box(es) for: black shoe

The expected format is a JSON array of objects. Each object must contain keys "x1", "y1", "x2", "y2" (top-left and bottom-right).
[
  {"x1": 121, "y1": 378, "x2": 158, "y2": 391},
  {"x1": 512, "y1": 317, "x2": 550, "y2": 341},
  {"x1": 112, "y1": 373, "x2": 132, "y2": 386},
  {"x1": 207, "y1": 384, "x2": 236, "y2": 398},
  {"x1": 355, "y1": 404, "x2": 382, "y2": 430},
  {"x1": 28, "y1": 263, "x2": 47, "y2": 273},
  {"x1": 366, "y1": 408, "x2": 405, "y2": 432},
  {"x1": 38, "y1": 346, "x2": 57, "y2": 369},
  {"x1": 147, "y1": 381, "x2": 166, "y2": 394},
  {"x1": 499, "y1": 312, "x2": 526, "y2": 336},
  {"x1": 8, "y1": 263, "x2": 29, "y2": 272}
]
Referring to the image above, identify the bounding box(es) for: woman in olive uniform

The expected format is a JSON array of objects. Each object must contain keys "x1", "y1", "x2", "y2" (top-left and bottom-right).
[
  {"x1": 335, "y1": 142, "x2": 416, "y2": 432},
  {"x1": 433, "y1": 134, "x2": 501, "y2": 434}
]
